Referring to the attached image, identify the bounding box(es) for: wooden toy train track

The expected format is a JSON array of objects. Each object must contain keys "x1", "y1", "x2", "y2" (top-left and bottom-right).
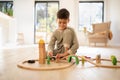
[
  {"x1": 17, "y1": 39, "x2": 120, "y2": 70},
  {"x1": 79, "y1": 56, "x2": 120, "y2": 68},
  {"x1": 17, "y1": 59, "x2": 74, "y2": 71},
  {"x1": 17, "y1": 55, "x2": 120, "y2": 71}
]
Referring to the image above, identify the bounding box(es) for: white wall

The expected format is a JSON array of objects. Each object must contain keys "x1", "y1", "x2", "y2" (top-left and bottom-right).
[
  {"x1": 75, "y1": 0, "x2": 111, "y2": 46},
  {"x1": 14, "y1": 0, "x2": 34, "y2": 44},
  {"x1": 0, "y1": 12, "x2": 16, "y2": 46},
  {"x1": 60, "y1": 0, "x2": 77, "y2": 28},
  {"x1": 3, "y1": 0, "x2": 120, "y2": 46},
  {"x1": 0, "y1": 19, "x2": 9, "y2": 44},
  {"x1": 14, "y1": 0, "x2": 78, "y2": 44},
  {"x1": 72, "y1": 0, "x2": 120, "y2": 46},
  {"x1": 0, "y1": 25, "x2": 2, "y2": 48},
  {"x1": 109, "y1": 0, "x2": 120, "y2": 46}
]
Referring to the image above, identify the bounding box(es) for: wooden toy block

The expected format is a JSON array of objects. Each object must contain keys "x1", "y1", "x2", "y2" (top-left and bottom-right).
[
  {"x1": 39, "y1": 39, "x2": 46, "y2": 64},
  {"x1": 47, "y1": 56, "x2": 50, "y2": 64},
  {"x1": 96, "y1": 54, "x2": 101, "y2": 64},
  {"x1": 68, "y1": 56, "x2": 72, "y2": 62},
  {"x1": 81, "y1": 56, "x2": 85, "y2": 65},
  {"x1": 56, "y1": 57, "x2": 60, "y2": 63},
  {"x1": 111, "y1": 55, "x2": 117, "y2": 65},
  {"x1": 68, "y1": 56, "x2": 79, "y2": 65}
]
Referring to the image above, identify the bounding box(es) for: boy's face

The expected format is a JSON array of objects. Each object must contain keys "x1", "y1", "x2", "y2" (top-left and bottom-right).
[{"x1": 57, "y1": 19, "x2": 69, "y2": 30}]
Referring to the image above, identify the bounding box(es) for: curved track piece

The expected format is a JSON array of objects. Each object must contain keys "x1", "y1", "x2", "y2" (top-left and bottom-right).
[{"x1": 17, "y1": 59, "x2": 74, "y2": 70}]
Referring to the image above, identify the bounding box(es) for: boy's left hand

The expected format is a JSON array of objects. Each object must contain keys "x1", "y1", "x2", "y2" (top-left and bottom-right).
[
  {"x1": 56, "y1": 54, "x2": 64, "y2": 59},
  {"x1": 56, "y1": 52, "x2": 68, "y2": 59}
]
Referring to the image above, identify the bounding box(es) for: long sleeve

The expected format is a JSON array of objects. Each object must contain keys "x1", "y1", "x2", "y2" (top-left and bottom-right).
[
  {"x1": 47, "y1": 33, "x2": 56, "y2": 53},
  {"x1": 68, "y1": 29, "x2": 79, "y2": 54}
]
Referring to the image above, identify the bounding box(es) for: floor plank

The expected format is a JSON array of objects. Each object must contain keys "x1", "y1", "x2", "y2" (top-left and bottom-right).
[{"x1": 0, "y1": 46, "x2": 120, "y2": 80}]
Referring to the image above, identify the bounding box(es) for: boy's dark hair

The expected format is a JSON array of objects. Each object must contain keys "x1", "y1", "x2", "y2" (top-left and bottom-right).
[{"x1": 57, "y1": 8, "x2": 70, "y2": 19}]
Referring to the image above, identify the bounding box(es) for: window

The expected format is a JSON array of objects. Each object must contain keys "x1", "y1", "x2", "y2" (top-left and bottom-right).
[
  {"x1": 0, "y1": 1, "x2": 13, "y2": 16},
  {"x1": 79, "y1": 1, "x2": 104, "y2": 31},
  {"x1": 35, "y1": 1, "x2": 59, "y2": 43}
]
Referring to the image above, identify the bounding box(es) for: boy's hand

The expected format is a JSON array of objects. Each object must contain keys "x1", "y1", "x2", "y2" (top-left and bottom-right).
[
  {"x1": 56, "y1": 54, "x2": 64, "y2": 59},
  {"x1": 56, "y1": 52, "x2": 68, "y2": 59},
  {"x1": 48, "y1": 52, "x2": 53, "y2": 57}
]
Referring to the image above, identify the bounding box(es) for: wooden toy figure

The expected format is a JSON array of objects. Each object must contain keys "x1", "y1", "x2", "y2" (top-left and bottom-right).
[
  {"x1": 39, "y1": 39, "x2": 46, "y2": 64},
  {"x1": 111, "y1": 55, "x2": 117, "y2": 65},
  {"x1": 82, "y1": 56, "x2": 85, "y2": 65},
  {"x1": 96, "y1": 54, "x2": 101, "y2": 64}
]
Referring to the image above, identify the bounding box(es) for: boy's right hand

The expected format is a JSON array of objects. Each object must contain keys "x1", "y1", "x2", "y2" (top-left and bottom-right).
[{"x1": 48, "y1": 52, "x2": 53, "y2": 57}]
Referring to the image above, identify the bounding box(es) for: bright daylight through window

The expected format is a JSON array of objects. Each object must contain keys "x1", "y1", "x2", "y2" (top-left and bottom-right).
[
  {"x1": 79, "y1": 1, "x2": 104, "y2": 31},
  {"x1": 35, "y1": 1, "x2": 59, "y2": 43}
]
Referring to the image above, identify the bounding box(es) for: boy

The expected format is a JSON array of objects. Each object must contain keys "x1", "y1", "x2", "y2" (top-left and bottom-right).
[{"x1": 48, "y1": 8, "x2": 79, "y2": 59}]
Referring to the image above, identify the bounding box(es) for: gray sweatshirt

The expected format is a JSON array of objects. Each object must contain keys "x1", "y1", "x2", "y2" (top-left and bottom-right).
[{"x1": 48, "y1": 27, "x2": 79, "y2": 55}]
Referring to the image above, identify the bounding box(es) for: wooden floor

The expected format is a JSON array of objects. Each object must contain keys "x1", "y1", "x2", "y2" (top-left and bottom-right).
[{"x1": 0, "y1": 45, "x2": 120, "y2": 80}]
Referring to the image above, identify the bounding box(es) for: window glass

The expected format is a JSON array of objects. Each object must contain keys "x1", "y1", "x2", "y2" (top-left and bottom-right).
[
  {"x1": 35, "y1": 1, "x2": 59, "y2": 43},
  {"x1": 0, "y1": 1, "x2": 13, "y2": 16},
  {"x1": 79, "y1": 1, "x2": 104, "y2": 31}
]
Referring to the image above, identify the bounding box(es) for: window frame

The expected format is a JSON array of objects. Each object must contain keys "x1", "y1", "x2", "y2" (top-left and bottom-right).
[
  {"x1": 79, "y1": 1, "x2": 104, "y2": 31},
  {"x1": 34, "y1": 1, "x2": 59, "y2": 44},
  {"x1": 0, "y1": 1, "x2": 13, "y2": 16}
]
